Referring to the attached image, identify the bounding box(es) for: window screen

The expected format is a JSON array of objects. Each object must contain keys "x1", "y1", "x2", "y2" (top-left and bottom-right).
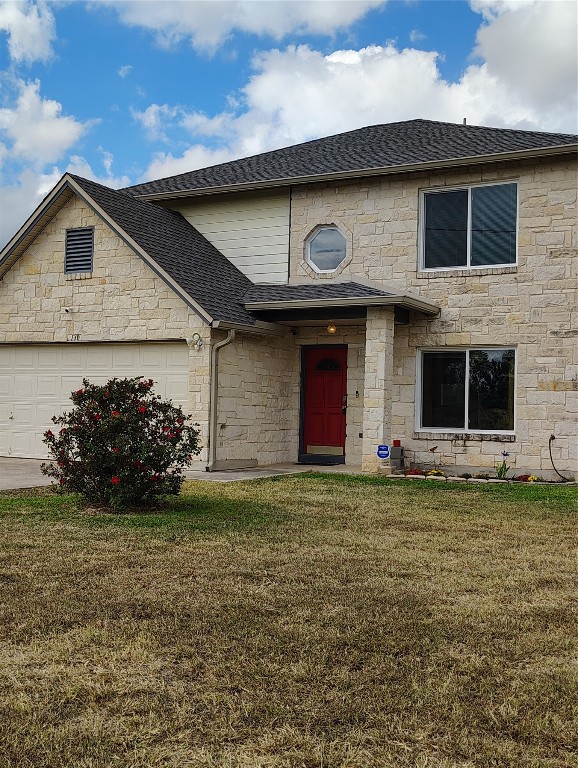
[{"x1": 423, "y1": 183, "x2": 517, "y2": 269}]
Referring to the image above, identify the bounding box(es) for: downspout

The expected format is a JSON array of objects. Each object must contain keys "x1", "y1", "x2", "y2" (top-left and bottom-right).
[{"x1": 207, "y1": 329, "x2": 236, "y2": 471}]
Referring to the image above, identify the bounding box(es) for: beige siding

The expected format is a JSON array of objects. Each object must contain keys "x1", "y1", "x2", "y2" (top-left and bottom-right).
[{"x1": 175, "y1": 191, "x2": 290, "y2": 283}]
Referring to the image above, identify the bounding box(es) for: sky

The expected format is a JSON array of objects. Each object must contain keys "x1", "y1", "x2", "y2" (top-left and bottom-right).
[{"x1": 0, "y1": 0, "x2": 576, "y2": 247}]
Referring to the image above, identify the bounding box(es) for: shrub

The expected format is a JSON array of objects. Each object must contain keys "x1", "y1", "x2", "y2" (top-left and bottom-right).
[
  {"x1": 405, "y1": 467, "x2": 426, "y2": 476},
  {"x1": 41, "y1": 377, "x2": 201, "y2": 510}
]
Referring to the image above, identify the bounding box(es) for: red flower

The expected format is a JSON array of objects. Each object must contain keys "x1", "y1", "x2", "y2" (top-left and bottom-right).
[
  {"x1": 59, "y1": 428, "x2": 67, "y2": 433},
  {"x1": 76, "y1": 389, "x2": 84, "y2": 395},
  {"x1": 93, "y1": 413, "x2": 102, "y2": 421},
  {"x1": 112, "y1": 410, "x2": 120, "y2": 417},
  {"x1": 112, "y1": 447, "x2": 120, "y2": 453},
  {"x1": 177, "y1": 418, "x2": 184, "y2": 426},
  {"x1": 162, "y1": 426, "x2": 170, "y2": 432},
  {"x1": 111, "y1": 476, "x2": 120, "y2": 485},
  {"x1": 45, "y1": 430, "x2": 54, "y2": 438},
  {"x1": 138, "y1": 406, "x2": 147, "y2": 413},
  {"x1": 105, "y1": 390, "x2": 110, "y2": 398},
  {"x1": 59, "y1": 478, "x2": 66, "y2": 485}
]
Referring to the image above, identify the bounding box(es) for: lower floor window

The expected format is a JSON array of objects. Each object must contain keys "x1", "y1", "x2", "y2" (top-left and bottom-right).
[{"x1": 419, "y1": 348, "x2": 515, "y2": 432}]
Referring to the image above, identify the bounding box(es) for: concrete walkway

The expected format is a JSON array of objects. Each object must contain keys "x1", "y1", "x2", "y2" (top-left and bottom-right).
[{"x1": 0, "y1": 457, "x2": 363, "y2": 490}]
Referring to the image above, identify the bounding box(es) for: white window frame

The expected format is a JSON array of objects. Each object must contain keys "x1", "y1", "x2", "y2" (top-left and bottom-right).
[
  {"x1": 305, "y1": 225, "x2": 348, "y2": 274},
  {"x1": 418, "y1": 180, "x2": 519, "y2": 272},
  {"x1": 415, "y1": 347, "x2": 516, "y2": 434}
]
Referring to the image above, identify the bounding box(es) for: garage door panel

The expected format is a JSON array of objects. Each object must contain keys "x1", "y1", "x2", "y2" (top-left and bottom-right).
[
  {"x1": 36, "y1": 375, "x2": 62, "y2": 399},
  {"x1": 85, "y1": 347, "x2": 113, "y2": 369},
  {"x1": 164, "y1": 375, "x2": 188, "y2": 401},
  {"x1": 1, "y1": 343, "x2": 189, "y2": 458},
  {"x1": 38, "y1": 347, "x2": 61, "y2": 369},
  {"x1": 112, "y1": 346, "x2": 138, "y2": 368},
  {"x1": 14, "y1": 376, "x2": 36, "y2": 399},
  {"x1": 61, "y1": 348, "x2": 85, "y2": 369},
  {"x1": 12, "y1": 349, "x2": 35, "y2": 368},
  {"x1": 0, "y1": 375, "x2": 14, "y2": 398}
]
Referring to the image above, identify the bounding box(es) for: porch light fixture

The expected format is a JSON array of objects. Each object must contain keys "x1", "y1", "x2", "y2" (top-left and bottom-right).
[{"x1": 326, "y1": 322, "x2": 337, "y2": 334}]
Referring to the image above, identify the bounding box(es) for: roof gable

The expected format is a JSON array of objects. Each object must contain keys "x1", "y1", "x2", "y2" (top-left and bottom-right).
[
  {"x1": 124, "y1": 119, "x2": 578, "y2": 199},
  {"x1": 0, "y1": 174, "x2": 256, "y2": 327}
]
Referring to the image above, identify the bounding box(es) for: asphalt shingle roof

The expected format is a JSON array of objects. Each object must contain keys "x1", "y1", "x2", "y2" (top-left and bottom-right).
[
  {"x1": 244, "y1": 282, "x2": 396, "y2": 304},
  {"x1": 124, "y1": 119, "x2": 577, "y2": 198},
  {"x1": 70, "y1": 175, "x2": 255, "y2": 326}
]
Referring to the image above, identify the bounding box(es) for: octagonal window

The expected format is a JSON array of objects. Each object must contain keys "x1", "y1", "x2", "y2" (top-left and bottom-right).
[{"x1": 306, "y1": 226, "x2": 347, "y2": 273}]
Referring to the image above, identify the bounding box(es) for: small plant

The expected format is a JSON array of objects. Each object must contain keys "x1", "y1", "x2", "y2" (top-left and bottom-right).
[
  {"x1": 495, "y1": 451, "x2": 511, "y2": 480},
  {"x1": 405, "y1": 467, "x2": 426, "y2": 476},
  {"x1": 513, "y1": 474, "x2": 539, "y2": 483},
  {"x1": 473, "y1": 473, "x2": 491, "y2": 480},
  {"x1": 427, "y1": 469, "x2": 446, "y2": 478},
  {"x1": 460, "y1": 473, "x2": 472, "y2": 480},
  {"x1": 41, "y1": 377, "x2": 201, "y2": 510}
]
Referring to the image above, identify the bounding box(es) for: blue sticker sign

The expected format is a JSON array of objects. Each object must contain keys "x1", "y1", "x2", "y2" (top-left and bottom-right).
[{"x1": 376, "y1": 444, "x2": 390, "y2": 459}]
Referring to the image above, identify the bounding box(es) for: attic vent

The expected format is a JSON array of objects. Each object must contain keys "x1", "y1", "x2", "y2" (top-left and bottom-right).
[{"x1": 65, "y1": 228, "x2": 93, "y2": 273}]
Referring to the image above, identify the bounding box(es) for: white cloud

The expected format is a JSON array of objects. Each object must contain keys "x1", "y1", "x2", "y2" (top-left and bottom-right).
[
  {"x1": 0, "y1": 79, "x2": 91, "y2": 165},
  {"x1": 0, "y1": 167, "x2": 61, "y2": 248},
  {"x1": 118, "y1": 64, "x2": 133, "y2": 78},
  {"x1": 131, "y1": 103, "x2": 181, "y2": 141},
  {"x1": 66, "y1": 154, "x2": 131, "y2": 188},
  {"x1": 474, "y1": 0, "x2": 577, "y2": 111},
  {"x1": 0, "y1": 0, "x2": 55, "y2": 63},
  {"x1": 0, "y1": 153, "x2": 132, "y2": 249},
  {"x1": 409, "y1": 28, "x2": 425, "y2": 43},
  {"x1": 144, "y1": 144, "x2": 237, "y2": 181},
  {"x1": 96, "y1": 0, "x2": 387, "y2": 52}
]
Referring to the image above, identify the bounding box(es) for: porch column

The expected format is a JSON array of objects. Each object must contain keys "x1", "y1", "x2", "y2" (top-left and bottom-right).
[{"x1": 362, "y1": 307, "x2": 395, "y2": 473}]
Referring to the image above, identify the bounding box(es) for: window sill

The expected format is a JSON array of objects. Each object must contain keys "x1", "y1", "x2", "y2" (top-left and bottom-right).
[
  {"x1": 65, "y1": 273, "x2": 94, "y2": 281},
  {"x1": 417, "y1": 265, "x2": 517, "y2": 279},
  {"x1": 413, "y1": 432, "x2": 516, "y2": 442}
]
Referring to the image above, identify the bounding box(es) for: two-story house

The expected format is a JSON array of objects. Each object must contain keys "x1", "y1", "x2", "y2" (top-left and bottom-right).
[{"x1": 1, "y1": 119, "x2": 576, "y2": 477}]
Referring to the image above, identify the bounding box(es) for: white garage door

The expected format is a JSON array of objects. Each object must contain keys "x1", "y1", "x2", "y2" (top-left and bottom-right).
[{"x1": 0, "y1": 343, "x2": 189, "y2": 458}]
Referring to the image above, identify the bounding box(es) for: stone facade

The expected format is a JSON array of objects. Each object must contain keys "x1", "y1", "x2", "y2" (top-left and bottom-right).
[
  {"x1": 215, "y1": 325, "x2": 366, "y2": 467},
  {"x1": 0, "y1": 196, "x2": 212, "y2": 461},
  {"x1": 290, "y1": 156, "x2": 577, "y2": 476},
  {"x1": 1, "y1": 154, "x2": 576, "y2": 476}
]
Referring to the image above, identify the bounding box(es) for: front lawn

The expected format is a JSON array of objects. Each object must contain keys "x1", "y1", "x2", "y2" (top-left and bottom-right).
[{"x1": 0, "y1": 476, "x2": 576, "y2": 768}]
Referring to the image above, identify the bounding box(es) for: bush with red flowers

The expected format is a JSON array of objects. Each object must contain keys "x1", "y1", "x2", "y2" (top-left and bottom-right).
[{"x1": 41, "y1": 377, "x2": 201, "y2": 510}]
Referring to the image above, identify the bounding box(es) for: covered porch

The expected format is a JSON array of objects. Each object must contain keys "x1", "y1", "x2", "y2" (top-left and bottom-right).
[{"x1": 239, "y1": 282, "x2": 440, "y2": 473}]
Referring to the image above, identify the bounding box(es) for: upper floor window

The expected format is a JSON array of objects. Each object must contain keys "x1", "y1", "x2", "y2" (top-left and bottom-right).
[
  {"x1": 65, "y1": 227, "x2": 93, "y2": 274},
  {"x1": 417, "y1": 348, "x2": 515, "y2": 433},
  {"x1": 420, "y1": 182, "x2": 517, "y2": 270},
  {"x1": 306, "y1": 226, "x2": 347, "y2": 273}
]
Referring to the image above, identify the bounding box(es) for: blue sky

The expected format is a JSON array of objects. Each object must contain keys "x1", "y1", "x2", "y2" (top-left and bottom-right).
[{"x1": 0, "y1": 0, "x2": 576, "y2": 246}]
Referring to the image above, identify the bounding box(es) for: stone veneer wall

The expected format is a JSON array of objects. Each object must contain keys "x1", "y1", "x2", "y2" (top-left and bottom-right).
[
  {"x1": 289, "y1": 156, "x2": 577, "y2": 476},
  {"x1": 214, "y1": 325, "x2": 366, "y2": 467},
  {"x1": 0, "y1": 195, "x2": 212, "y2": 462}
]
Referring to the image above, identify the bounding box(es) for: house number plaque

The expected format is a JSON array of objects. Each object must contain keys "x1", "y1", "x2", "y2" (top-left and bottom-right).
[{"x1": 67, "y1": 334, "x2": 81, "y2": 342}]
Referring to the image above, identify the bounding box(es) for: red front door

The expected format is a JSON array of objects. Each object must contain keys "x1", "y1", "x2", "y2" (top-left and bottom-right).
[{"x1": 302, "y1": 346, "x2": 347, "y2": 461}]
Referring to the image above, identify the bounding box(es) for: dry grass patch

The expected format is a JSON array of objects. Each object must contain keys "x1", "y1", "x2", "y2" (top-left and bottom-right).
[{"x1": 0, "y1": 475, "x2": 576, "y2": 768}]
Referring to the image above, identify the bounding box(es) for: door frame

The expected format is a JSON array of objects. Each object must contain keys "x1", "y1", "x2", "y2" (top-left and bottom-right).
[{"x1": 298, "y1": 344, "x2": 347, "y2": 465}]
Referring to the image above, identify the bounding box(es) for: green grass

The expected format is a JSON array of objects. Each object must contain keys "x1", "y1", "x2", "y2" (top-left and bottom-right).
[{"x1": 0, "y1": 475, "x2": 576, "y2": 768}]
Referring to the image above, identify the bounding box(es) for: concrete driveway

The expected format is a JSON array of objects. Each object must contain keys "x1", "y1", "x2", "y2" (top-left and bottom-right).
[{"x1": 0, "y1": 457, "x2": 360, "y2": 490}]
